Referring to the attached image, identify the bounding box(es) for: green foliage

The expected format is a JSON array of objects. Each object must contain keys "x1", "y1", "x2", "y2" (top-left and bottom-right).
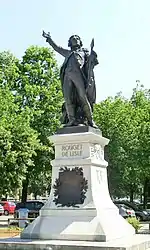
[
  {"x1": 0, "y1": 87, "x2": 41, "y2": 196},
  {"x1": 94, "y1": 85, "x2": 150, "y2": 199},
  {"x1": 0, "y1": 51, "x2": 20, "y2": 90},
  {"x1": 17, "y1": 46, "x2": 63, "y2": 200},
  {"x1": 0, "y1": 47, "x2": 63, "y2": 199},
  {"x1": 28, "y1": 171, "x2": 51, "y2": 199},
  {"x1": 126, "y1": 217, "x2": 142, "y2": 232}
]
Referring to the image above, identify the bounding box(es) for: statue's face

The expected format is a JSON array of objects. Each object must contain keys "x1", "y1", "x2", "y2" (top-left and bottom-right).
[{"x1": 69, "y1": 35, "x2": 81, "y2": 48}]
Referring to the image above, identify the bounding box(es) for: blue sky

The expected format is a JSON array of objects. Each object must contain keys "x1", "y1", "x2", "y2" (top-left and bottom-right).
[{"x1": 0, "y1": 0, "x2": 150, "y2": 102}]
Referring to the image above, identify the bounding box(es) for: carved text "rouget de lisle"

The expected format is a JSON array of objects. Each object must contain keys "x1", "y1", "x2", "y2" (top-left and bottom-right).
[{"x1": 61, "y1": 144, "x2": 83, "y2": 157}]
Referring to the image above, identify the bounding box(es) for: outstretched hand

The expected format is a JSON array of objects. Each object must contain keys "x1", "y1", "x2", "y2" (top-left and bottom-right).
[{"x1": 42, "y1": 30, "x2": 51, "y2": 39}]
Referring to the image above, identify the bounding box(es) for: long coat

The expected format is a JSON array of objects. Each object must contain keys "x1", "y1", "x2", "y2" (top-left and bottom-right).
[
  {"x1": 60, "y1": 49, "x2": 99, "y2": 124},
  {"x1": 46, "y1": 36, "x2": 98, "y2": 124}
]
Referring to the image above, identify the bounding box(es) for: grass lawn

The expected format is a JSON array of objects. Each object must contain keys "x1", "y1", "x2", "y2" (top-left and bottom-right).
[{"x1": 0, "y1": 227, "x2": 23, "y2": 238}]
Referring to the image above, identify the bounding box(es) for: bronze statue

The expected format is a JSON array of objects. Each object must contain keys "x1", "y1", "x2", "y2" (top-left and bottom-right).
[{"x1": 42, "y1": 31, "x2": 99, "y2": 128}]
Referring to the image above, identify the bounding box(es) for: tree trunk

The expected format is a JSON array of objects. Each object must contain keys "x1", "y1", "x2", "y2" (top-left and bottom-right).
[
  {"x1": 143, "y1": 178, "x2": 149, "y2": 209},
  {"x1": 34, "y1": 192, "x2": 38, "y2": 200},
  {"x1": 21, "y1": 174, "x2": 29, "y2": 203},
  {"x1": 130, "y1": 186, "x2": 134, "y2": 202},
  {"x1": 140, "y1": 193, "x2": 143, "y2": 204},
  {"x1": 19, "y1": 189, "x2": 22, "y2": 201}
]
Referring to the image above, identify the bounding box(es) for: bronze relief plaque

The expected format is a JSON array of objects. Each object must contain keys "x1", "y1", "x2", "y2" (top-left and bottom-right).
[{"x1": 53, "y1": 167, "x2": 88, "y2": 207}]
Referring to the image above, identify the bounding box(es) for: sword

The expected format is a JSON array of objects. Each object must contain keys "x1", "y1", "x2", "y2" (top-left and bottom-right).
[{"x1": 87, "y1": 38, "x2": 94, "y2": 90}]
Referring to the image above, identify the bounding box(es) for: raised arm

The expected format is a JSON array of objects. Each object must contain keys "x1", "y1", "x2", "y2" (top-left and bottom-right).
[{"x1": 42, "y1": 31, "x2": 69, "y2": 57}]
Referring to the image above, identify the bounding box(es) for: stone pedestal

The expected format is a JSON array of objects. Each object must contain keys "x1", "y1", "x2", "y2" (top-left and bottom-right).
[{"x1": 21, "y1": 126, "x2": 135, "y2": 241}]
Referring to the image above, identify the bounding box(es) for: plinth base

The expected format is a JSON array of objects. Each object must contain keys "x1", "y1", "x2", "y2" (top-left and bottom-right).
[
  {"x1": 21, "y1": 128, "x2": 135, "y2": 241},
  {"x1": 1, "y1": 235, "x2": 150, "y2": 250},
  {"x1": 21, "y1": 206, "x2": 135, "y2": 241}
]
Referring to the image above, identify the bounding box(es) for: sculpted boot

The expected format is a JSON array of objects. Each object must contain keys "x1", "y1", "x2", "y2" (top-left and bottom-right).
[
  {"x1": 88, "y1": 119, "x2": 98, "y2": 129},
  {"x1": 64, "y1": 104, "x2": 78, "y2": 127},
  {"x1": 83, "y1": 104, "x2": 98, "y2": 129}
]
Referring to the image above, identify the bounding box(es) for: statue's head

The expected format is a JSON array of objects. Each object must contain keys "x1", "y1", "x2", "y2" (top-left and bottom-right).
[{"x1": 68, "y1": 35, "x2": 83, "y2": 49}]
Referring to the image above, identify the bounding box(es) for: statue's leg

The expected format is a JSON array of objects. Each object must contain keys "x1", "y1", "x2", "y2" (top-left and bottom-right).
[
  {"x1": 60, "y1": 102, "x2": 69, "y2": 124},
  {"x1": 62, "y1": 74, "x2": 77, "y2": 126},
  {"x1": 71, "y1": 73, "x2": 97, "y2": 128}
]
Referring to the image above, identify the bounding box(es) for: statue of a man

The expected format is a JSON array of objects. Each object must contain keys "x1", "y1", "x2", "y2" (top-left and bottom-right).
[{"x1": 42, "y1": 31, "x2": 98, "y2": 128}]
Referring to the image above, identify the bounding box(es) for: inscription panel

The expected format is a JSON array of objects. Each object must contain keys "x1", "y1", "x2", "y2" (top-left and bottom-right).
[{"x1": 61, "y1": 144, "x2": 83, "y2": 158}]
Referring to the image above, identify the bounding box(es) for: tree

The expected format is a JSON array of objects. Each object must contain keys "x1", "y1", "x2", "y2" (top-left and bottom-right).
[
  {"x1": 130, "y1": 86, "x2": 150, "y2": 206},
  {"x1": 94, "y1": 86, "x2": 150, "y2": 202},
  {"x1": 16, "y1": 46, "x2": 63, "y2": 202},
  {"x1": 0, "y1": 87, "x2": 41, "y2": 197},
  {"x1": 0, "y1": 47, "x2": 63, "y2": 201},
  {"x1": 94, "y1": 93, "x2": 141, "y2": 200},
  {"x1": 28, "y1": 171, "x2": 51, "y2": 200},
  {"x1": 0, "y1": 51, "x2": 42, "y2": 197},
  {"x1": 0, "y1": 51, "x2": 20, "y2": 90}
]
